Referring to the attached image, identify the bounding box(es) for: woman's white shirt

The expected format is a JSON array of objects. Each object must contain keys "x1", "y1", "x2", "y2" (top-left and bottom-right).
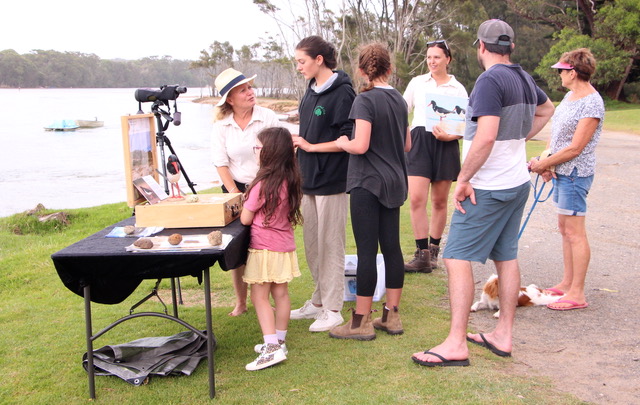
[
  {"x1": 211, "y1": 105, "x2": 281, "y2": 184},
  {"x1": 403, "y1": 73, "x2": 468, "y2": 129}
]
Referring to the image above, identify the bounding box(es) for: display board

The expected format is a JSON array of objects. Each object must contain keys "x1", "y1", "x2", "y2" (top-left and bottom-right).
[
  {"x1": 121, "y1": 114, "x2": 158, "y2": 207},
  {"x1": 424, "y1": 94, "x2": 468, "y2": 136}
]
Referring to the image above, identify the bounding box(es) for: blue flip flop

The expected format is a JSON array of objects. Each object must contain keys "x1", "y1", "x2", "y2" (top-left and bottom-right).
[
  {"x1": 466, "y1": 333, "x2": 511, "y2": 357},
  {"x1": 411, "y1": 351, "x2": 470, "y2": 367}
]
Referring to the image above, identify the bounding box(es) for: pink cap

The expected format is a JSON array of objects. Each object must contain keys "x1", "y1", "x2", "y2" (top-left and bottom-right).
[{"x1": 551, "y1": 62, "x2": 574, "y2": 70}]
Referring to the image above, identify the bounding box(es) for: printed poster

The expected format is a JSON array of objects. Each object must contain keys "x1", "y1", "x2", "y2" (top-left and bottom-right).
[
  {"x1": 133, "y1": 175, "x2": 168, "y2": 204},
  {"x1": 424, "y1": 94, "x2": 468, "y2": 136}
]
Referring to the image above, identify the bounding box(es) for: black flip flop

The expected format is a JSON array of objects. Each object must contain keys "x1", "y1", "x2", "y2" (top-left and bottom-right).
[
  {"x1": 411, "y1": 351, "x2": 470, "y2": 367},
  {"x1": 466, "y1": 333, "x2": 511, "y2": 357}
]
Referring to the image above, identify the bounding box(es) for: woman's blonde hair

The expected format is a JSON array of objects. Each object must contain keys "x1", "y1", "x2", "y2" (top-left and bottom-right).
[{"x1": 214, "y1": 103, "x2": 233, "y2": 122}]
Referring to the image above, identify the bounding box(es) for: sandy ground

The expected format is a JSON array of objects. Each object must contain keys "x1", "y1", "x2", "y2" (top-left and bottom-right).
[{"x1": 466, "y1": 126, "x2": 640, "y2": 404}]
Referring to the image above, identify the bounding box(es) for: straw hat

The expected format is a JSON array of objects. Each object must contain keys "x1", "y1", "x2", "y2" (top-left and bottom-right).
[{"x1": 214, "y1": 68, "x2": 257, "y2": 107}]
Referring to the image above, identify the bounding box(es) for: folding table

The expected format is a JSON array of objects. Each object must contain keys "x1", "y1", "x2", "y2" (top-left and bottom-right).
[{"x1": 51, "y1": 216, "x2": 249, "y2": 399}]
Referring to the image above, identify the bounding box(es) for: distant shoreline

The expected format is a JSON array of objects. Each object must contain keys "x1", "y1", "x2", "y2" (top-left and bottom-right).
[
  {"x1": 193, "y1": 97, "x2": 300, "y2": 124},
  {"x1": 193, "y1": 96, "x2": 298, "y2": 111}
]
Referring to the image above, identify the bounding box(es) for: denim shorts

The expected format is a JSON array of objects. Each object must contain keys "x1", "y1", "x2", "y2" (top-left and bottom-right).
[
  {"x1": 553, "y1": 167, "x2": 594, "y2": 216},
  {"x1": 443, "y1": 182, "x2": 530, "y2": 264}
]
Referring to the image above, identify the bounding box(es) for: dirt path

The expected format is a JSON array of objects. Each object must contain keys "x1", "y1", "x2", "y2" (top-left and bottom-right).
[{"x1": 467, "y1": 127, "x2": 640, "y2": 404}]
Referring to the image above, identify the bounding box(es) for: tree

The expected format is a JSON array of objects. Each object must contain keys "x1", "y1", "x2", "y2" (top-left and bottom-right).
[
  {"x1": 508, "y1": 0, "x2": 640, "y2": 100},
  {"x1": 254, "y1": 0, "x2": 342, "y2": 97},
  {"x1": 534, "y1": 29, "x2": 629, "y2": 96},
  {"x1": 251, "y1": 0, "x2": 500, "y2": 93},
  {"x1": 0, "y1": 49, "x2": 201, "y2": 88},
  {"x1": 259, "y1": 36, "x2": 302, "y2": 98},
  {"x1": 190, "y1": 41, "x2": 235, "y2": 95},
  {"x1": 506, "y1": 0, "x2": 599, "y2": 35},
  {"x1": 597, "y1": 0, "x2": 640, "y2": 99},
  {"x1": 0, "y1": 50, "x2": 39, "y2": 87},
  {"x1": 339, "y1": 0, "x2": 456, "y2": 89}
]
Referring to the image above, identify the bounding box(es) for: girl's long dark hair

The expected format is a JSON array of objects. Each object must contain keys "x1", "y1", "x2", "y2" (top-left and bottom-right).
[
  {"x1": 245, "y1": 127, "x2": 303, "y2": 227},
  {"x1": 296, "y1": 36, "x2": 337, "y2": 69}
]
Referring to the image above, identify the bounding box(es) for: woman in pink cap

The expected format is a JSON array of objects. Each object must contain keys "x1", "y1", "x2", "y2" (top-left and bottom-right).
[{"x1": 529, "y1": 48, "x2": 604, "y2": 311}]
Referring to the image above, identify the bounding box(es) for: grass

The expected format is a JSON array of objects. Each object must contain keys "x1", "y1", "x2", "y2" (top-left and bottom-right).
[
  {"x1": 603, "y1": 106, "x2": 640, "y2": 135},
  {"x1": 0, "y1": 142, "x2": 583, "y2": 405},
  {"x1": 549, "y1": 98, "x2": 640, "y2": 136}
]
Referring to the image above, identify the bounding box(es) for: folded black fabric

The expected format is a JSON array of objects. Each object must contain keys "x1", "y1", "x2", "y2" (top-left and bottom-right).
[{"x1": 82, "y1": 330, "x2": 215, "y2": 385}]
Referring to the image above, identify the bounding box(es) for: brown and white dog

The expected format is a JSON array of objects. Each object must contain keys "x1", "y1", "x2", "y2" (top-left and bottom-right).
[{"x1": 470, "y1": 274, "x2": 562, "y2": 318}]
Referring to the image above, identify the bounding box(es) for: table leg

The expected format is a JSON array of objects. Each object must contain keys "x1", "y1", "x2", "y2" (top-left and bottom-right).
[
  {"x1": 203, "y1": 268, "x2": 215, "y2": 398},
  {"x1": 170, "y1": 278, "x2": 179, "y2": 318},
  {"x1": 176, "y1": 277, "x2": 184, "y2": 305},
  {"x1": 84, "y1": 285, "x2": 95, "y2": 399}
]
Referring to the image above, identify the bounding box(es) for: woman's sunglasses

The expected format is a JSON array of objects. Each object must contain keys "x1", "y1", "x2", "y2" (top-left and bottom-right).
[{"x1": 427, "y1": 40, "x2": 449, "y2": 51}]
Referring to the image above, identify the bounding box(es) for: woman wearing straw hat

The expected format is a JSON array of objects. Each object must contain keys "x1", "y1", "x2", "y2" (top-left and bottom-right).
[{"x1": 212, "y1": 67, "x2": 281, "y2": 316}]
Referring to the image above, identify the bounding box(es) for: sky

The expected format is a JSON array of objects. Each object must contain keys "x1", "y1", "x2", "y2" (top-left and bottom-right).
[{"x1": 2, "y1": 0, "x2": 285, "y2": 60}]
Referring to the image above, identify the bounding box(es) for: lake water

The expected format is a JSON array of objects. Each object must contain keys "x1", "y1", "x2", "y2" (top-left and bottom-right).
[{"x1": 0, "y1": 88, "x2": 295, "y2": 218}]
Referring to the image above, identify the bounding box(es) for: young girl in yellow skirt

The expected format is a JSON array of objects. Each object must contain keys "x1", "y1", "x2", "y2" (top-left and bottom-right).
[{"x1": 240, "y1": 127, "x2": 303, "y2": 370}]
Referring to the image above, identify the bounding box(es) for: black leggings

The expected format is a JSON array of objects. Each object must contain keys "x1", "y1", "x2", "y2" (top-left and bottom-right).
[{"x1": 349, "y1": 188, "x2": 404, "y2": 296}]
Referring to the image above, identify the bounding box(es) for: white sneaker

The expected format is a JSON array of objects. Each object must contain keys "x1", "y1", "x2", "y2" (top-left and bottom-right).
[
  {"x1": 254, "y1": 341, "x2": 288, "y2": 356},
  {"x1": 309, "y1": 309, "x2": 344, "y2": 332},
  {"x1": 246, "y1": 343, "x2": 286, "y2": 371},
  {"x1": 290, "y1": 300, "x2": 322, "y2": 320}
]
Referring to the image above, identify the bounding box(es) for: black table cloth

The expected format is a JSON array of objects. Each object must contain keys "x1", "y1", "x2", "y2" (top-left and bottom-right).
[{"x1": 52, "y1": 217, "x2": 250, "y2": 304}]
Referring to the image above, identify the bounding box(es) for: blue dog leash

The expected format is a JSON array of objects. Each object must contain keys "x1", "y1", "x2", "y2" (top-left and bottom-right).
[{"x1": 518, "y1": 174, "x2": 554, "y2": 239}]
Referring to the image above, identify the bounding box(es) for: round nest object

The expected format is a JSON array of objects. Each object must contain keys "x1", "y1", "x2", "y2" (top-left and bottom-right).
[
  {"x1": 208, "y1": 230, "x2": 223, "y2": 246},
  {"x1": 134, "y1": 238, "x2": 154, "y2": 249},
  {"x1": 168, "y1": 233, "x2": 183, "y2": 245}
]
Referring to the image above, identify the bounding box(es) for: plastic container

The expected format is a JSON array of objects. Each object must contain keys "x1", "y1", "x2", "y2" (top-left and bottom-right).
[{"x1": 343, "y1": 254, "x2": 386, "y2": 302}]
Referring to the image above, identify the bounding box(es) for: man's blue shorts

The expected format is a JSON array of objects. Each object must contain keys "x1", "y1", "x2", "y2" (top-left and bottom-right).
[{"x1": 443, "y1": 182, "x2": 530, "y2": 264}]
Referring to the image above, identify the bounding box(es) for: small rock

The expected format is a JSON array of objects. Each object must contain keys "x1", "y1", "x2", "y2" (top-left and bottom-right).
[
  {"x1": 26, "y1": 203, "x2": 46, "y2": 215},
  {"x1": 134, "y1": 238, "x2": 154, "y2": 249},
  {"x1": 38, "y1": 212, "x2": 69, "y2": 225},
  {"x1": 208, "y1": 230, "x2": 222, "y2": 246},
  {"x1": 168, "y1": 233, "x2": 183, "y2": 245}
]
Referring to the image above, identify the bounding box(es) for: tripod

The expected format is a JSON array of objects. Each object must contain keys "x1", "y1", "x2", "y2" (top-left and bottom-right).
[
  {"x1": 150, "y1": 101, "x2": 197, "y2": 196},
  {"x1": 135, "y1": 100, "x2": 197, "y2": 306}
]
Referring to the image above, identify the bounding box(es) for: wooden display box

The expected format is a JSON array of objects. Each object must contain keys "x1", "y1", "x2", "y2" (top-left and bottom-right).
[{"x1": 135, "y1": 193, "x2": 243, "y2": 228}]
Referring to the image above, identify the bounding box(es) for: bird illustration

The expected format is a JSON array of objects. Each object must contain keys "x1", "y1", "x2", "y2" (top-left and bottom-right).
[
  {"x1": 428, "y1": 100, "x2": 455, "y2": 120},
  {"x1": 166, "y1": 154, "x2": 184, "y2": 199},
  {"x1": 454, "y1": 105, "x2": 466, "y2": 115}
]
